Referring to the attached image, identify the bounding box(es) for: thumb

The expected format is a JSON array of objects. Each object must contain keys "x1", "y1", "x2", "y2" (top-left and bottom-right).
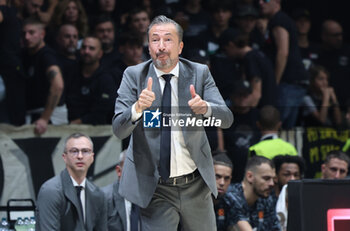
[
  {"x1": 147, "y1": 77, "x2": 153, "y2": 91},
  {"x1": 190, "y1": 84, "x2": 196, "y2": 98}
]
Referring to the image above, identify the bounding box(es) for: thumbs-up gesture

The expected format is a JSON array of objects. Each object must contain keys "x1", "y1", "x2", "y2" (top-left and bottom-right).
[
  {"x1": 188, "y1": 84, "x2": 208, "y2": 115},
  {"x1": 136, "y1": 77, "x2": 155, "y2": 113}
]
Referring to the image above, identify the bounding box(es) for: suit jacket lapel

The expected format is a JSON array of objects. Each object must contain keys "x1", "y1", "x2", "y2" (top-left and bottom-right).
[
  {"x1": 146, "y1": 63, "x2": 162, "y2": 110},
  {"x1": 85, "y1": 182, "x2": 93, "y2": 230},
  {"x1": 178, "y1": 61, "x2": 194, "y2": 137},
  {"x1": 61, "y1": 169, "x2": 85, "y2": 228},
  {"x1": 178, "y1": 61, "x2": 193, "y2": 111}
]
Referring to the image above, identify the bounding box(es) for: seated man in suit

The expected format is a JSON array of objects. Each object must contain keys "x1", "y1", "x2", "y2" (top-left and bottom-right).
[
  {"x1": 102, "y1": 150, "x2": 140, "y2": 231},
  {"x1": 35, "y1": 133, "x2": 107, "y2": 231},
  {"x1": 113, "y1": 15, "x2": 233, "y2": 231}
]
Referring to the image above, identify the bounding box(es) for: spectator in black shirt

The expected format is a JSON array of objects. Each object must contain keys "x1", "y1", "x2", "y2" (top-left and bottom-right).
[
  {"x1": 196, "y1": 0, "x2": 233, "y2": 56},
  {"x1": 117, "y1": 32, "x2": 143, "y2": 70},
  {"x1": 232, "y1": 5, "x2": 262, "y2": 46},
  {"x1": 110, "y1": 31, "x2": 143, "y2": 92},
  {"x1": 260, "y1": 0, "x2": 308, "y2": 129},
  {"x1": 0, "y1": 0, "x2": 26, "y2": 125},
  {"x1": 292, "y1": 9, "x2": 319, "y2": 71},
  {"x1": 221, "y1": 30, "x2": 277, "y2": 108},
  {"x1": 93, "y1": 15, "x2": 121, "y2": 70},
  {"x1": 317, "y1": 19, "x2": 350, "y2": 109},
  {"x1": 55, "y1": 24, "x2": 79, "y2": 107},
  {"x1": 22, "y1": 18, "x2": 65, "y2": 134},
  {"x1": 67, "y1": 36, "x2": 115, "y2": 125},
  {"x1": 110, "y1": 31, "x2": 144, "y2": 149},
  {"x1": 55, "y1": 24, "x2": 79, "y2": 60},
  {"x1": 223, "y1": 80, "x2": 260, "y2": 183}
]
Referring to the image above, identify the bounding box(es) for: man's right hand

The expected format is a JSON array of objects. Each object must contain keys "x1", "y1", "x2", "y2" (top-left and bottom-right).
[{"x1": 135, "y1": 77, "x2": 155, "y2": 113}]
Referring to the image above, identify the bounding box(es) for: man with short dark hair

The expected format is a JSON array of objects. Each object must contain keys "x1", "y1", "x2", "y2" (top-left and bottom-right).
[
  {"x1": 272, "y1": 154, "x2": 305, "y2": 230},
  {"x1": 111, "y1": 31, "x2": 143, "y2": 94},
  {"x1": 126, "y1": 8, "x2": 151, "y2": 60},
  {"x1": 220, "y1": 30, "x2": 277, "y2": 107},
  {"x1": 198, "y1": 0, "x2": 233, "y2": 56},
  {"x1": 224, "y1": 156, "x2": 281, "y2": 231},
  {"x1": 36, "y1": 133, "x2": 107, "y2": 230},
  {"x1": 93, "y1": 15, "x2": 120, "y2": 69},
  {"x1": 55, "y1": 24, "x2": 80, "y2": 117},
  {"x1": 213, "y1": 152, "x2": 233, "y2": 231},
  {"x1": 66, "y1": 36, "x2": 115, "y2": 125},
  {"x1": 272, "y1": 154, "x2": 305, "y2": 196},
  {"x1": 56, "y1": 24, "x2": 79, "y2": 61},
  {"x1": 321, "y1": 150, "x2": 349, "y2": 179},
  {"x1": 22, "y1": 18, "x2": 66, "y2": 134},
  {"x1": 249, "y1": 105, "x2": 298, "y2": 159}
]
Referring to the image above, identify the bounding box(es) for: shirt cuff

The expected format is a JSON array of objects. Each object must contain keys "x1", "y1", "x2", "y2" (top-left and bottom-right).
[
  {"x1": 203, "y1": 101, "x2": 212, "y2": 117},
  {"x1": 131, "y1": 103, "x2": 143, "y2": 122}
]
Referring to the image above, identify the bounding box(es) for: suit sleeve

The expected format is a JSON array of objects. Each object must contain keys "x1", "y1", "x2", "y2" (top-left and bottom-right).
[
  {"x1": 112, "y1": 67, "x2": 141, "y2": 139},
  {"x1": 202, "y1": 65, "x2": 234, "y2": 129},
  {"x1": 35, "y1": 183, "x2": 63, "y2": 231},
  {"x1": 95, "y1": 192, "x2": 108, "y2": 231}
]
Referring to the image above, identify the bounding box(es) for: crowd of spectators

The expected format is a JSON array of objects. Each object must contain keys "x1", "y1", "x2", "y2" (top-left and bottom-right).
[{"x1": 1, "y1": 0, "x2": 350, "y2": 130}]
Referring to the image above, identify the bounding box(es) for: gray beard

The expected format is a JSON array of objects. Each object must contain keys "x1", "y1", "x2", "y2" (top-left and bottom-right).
[{"x1": 153, "y1": 58, "x2": 172, "y2": 70}]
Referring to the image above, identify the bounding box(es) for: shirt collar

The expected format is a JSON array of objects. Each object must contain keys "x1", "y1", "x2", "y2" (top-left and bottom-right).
[
  {"x1": 260, "y1": 133, "x2": 278, "y2": 141},
  {"x1": 154, "y1": 62, "x2": 179, "y2": 79},
  {"x1": 70, "y1": 176, "x2": 86, "y2": 188}
]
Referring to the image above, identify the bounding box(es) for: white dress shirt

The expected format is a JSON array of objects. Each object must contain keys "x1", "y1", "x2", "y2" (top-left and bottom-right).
[{"x1": 125, "y1": 199, "x2": 132, "y2": 231}]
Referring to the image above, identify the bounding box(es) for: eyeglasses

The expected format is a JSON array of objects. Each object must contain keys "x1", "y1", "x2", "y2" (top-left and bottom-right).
[{"x1": 65, "y1": 148, "x2": 92, "y2": 157}]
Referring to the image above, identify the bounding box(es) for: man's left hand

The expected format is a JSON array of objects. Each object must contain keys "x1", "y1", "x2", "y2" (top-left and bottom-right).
[
  {"x1": 188, "y1": 84, "x2": 208, "y2": 115},
  {"x1": 34, "y1": 118, "x2": 48, "y2": 135}
]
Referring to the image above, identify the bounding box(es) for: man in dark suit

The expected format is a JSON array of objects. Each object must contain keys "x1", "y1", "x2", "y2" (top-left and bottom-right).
[
  {"x1": 101, "y1": 150, "x2": 128, "y2": 231},
  {"x1": 113, "y1": 15, "x2": 233, "y2": 231},
  {"x1": 35, "y1": 133, "x2": 107, "y2": 231}
]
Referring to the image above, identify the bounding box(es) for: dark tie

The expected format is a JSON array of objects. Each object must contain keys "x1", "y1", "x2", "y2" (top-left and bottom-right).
[
  {"x1": 159, "y1": 74, "x2": 173, "y2": 180},
  {"x1": 75, "y1": 186, "x2": 84, "y2": 220},
  {"x1": 130, "y1": 203, "x2": 140, "y2": 231}
]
